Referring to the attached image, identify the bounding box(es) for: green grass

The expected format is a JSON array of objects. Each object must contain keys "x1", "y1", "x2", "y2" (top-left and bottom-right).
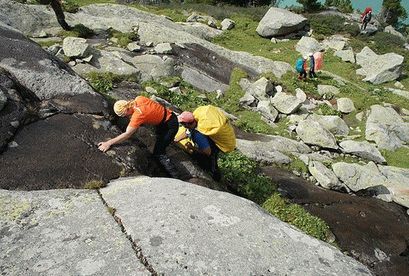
[
  {"x1": 58, "y1": 24, "x2": 95, "y2": 38},
  {"x1": 107, "y1": 28, "x2": 138, "y2": 48},
  {"x1": 381, "y1": 147, "x2": 409, "y2": 169},
  {"x1": 262, "y1": 194, "x2": 331, "y2": 241},
  {"x1": 219, "y1": 151, "x2": 331, "y2": 241}
]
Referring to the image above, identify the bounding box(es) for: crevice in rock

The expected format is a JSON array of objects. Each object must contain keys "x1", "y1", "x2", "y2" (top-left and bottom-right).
[{"x1": 96, "y1": 189, "x2": 158, "y2": 275}]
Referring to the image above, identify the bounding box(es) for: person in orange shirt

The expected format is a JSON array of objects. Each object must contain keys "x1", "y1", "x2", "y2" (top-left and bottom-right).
[{"x1": 98, "y1": 96, "x2": 179, "y2": 177}]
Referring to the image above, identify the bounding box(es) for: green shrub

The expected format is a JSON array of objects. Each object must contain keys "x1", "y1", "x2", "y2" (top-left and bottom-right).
[
  {"x1": 59, "y1": 24, "x2": 95, "y2": 38},
  {"x1": 262, "y1": 194, "x2": 330, "y2": 241},
  {"x1": 317, "y1": 103, "x2": 341, "y2": 116},
  {"x1": 86, "y1": 72, "x2": 135, "y2": 95},
  {"x1": 308, "y1": 15, "x2": 346, "y2": 36},
  {"x1": 107, "y1": 28, "x2": 139, "y2": 48}
]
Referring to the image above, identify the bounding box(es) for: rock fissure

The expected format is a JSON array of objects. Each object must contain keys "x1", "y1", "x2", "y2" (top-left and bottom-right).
[{"x1": 97, "y1": 190, "x2": 158, "y2": 275}]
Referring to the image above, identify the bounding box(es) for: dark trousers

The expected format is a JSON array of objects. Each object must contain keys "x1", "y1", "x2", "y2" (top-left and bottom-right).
[
  {"x1": 193, "y1": 139, "x2": 221, "y2": 181},
  {"x1": 153, "y1": 112, "x2": 178, "y2": 157},
  {"x1": 49, "y1": 0, "x2": 71, "y2": 30},
  {"x1": 298, "y1": 70, "x2": 307, "y2": 79},
  {"x1": 361, "y1": 21, "x2": 368, "y2": 30},
  {"x1": 309, "y1": 68, "x2": 316, "y2": 78}
]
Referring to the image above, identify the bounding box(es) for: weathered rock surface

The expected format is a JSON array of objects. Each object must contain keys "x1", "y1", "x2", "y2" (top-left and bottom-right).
[
  {"x1": 322, "y1": 35, "x2": 348, "y2": 51},
  {"x1": 256, "y1": 100, "x2": 279, "y2": 123},
  {"x1": 100, "y1": 176, "x2": 371, "y2": 275},
  {"x1": 337, "y1": 97, "x2": 355, "y2": 113},
  {"x1": 256, "y1": 8, "x2": 307, "y2": 37},
  {"x1": 0, "y1": 2, "x2": 293, "y2": 79},
  {"x1": 309, "y1": 161, "x2": 343, "y2": 190},
  {"x1": 356, "y1": 46, "x2": 404, "y2": 84},
  {"x1": 378, "y1": 166, "x2": 409, "y2": 208},
  {"x1": 308, "y1": 114, "x2": 349, "y2": 137},
  {"x1": 335, "y1": 49, "x2": 355, "y2": 63},
  {"x1": 62, "y1": 37, "x2": 90, "y2": 58},
  {"x1": 0, "y1": 189, "x2": 149, "y2": 275},
  {"x1": 73, "y1": 49, "x2": 140, "y2": 76},
  {"x1": 221, "y1": 18, "x2": 235, "y2": 30},
  {"x1": 295, "y1": 36, "x2": 325, "y2": 57},
  {"x1": 0, "y1": 23, "x2": 94, "y2": 100},
  {"x1": 332, "y1": 162, "x2": 387, "y2": 192},
  {"x1": 130, "y1": 54, "x2": 177, "y2": 82},
  {"x1": 339, "y1": 140, "x2": 386, "y2": 164},
  {"x1": 296, "y1": 120, "x2": 338, "y2": 149},
  {"x1": 384, "y1": 25, "x2": 405, "y2": 39},
  {"x1": 246, "y1": 77, "x2": 274, "y2": 100},
  {"x1": 365, "y1": 104, "x2": 409, "y2": 150},
  {"x1": 317, "y1": 85, "x2": 340, "y2": 98},
  {"x1": 271, "y1": 91, "x2": 303, "y2": 114}
]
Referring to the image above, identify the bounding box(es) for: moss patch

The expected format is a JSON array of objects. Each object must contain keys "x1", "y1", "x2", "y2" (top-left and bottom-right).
[
  {"x1": 83, "y1": 180, "x2": 106, "y2": 189},
  {"x1": 381, "y1": 147, "x2": 409, "y2": 169}
]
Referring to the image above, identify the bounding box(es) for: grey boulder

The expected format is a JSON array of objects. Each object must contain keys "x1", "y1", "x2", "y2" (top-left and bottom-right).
[{"x1": 256, "y1": 7, "x2": 307, "y2": 37}]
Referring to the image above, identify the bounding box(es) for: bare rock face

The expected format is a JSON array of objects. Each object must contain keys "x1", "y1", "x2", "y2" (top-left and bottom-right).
[
  {"x1": 296, "y1": 120, "x2": 338, "y2": 149},
  {"x1": 295, "y1": 36, "x2": 325, "y2": 57},
  {"x1": 365, "y1": 104, "x2": 409, "y2": 150},
  {"x1": 100, "y1": 176, "x2": 372, "y2": 275},
  {"x1": 256, "y1": 7, "x2": 307, "y2": 37},
  {"x1": 0, "y1": 189, "x2": 149, "y2": 275},
  {"x1": 356, "y1": 46, "x2": 404, "y2": 84},
  {"x1": 340, "y1": 140, "x2": 386, "y2": 164}
]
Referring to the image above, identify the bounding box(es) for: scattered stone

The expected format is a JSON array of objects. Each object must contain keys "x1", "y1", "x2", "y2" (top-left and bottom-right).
[
  {"x1": 154, "y1": 43, "x2": 173, "y2": 54},
  {"x1": 146, "y1": 41, "x2": 154, "y2": 47},
  {"x1": 246, "y1": 77, "x2": 274, "y2": 100},
  {"x1": 239, "y1": 93, "x2": 257, "y2": 107},
  {"x1": 256, "y1": 8, "x2": 307, "y2": 37},
  {"x1": 221, "y1": 18, "x2": 235, "y2": 31},
  {"x1": 295, "y1": 88, "x2": 306, "y2": 102},
  {"x1": 355, "y1": 111, "x2": 364, "y2": 121},
  {"x1": 394, "y1": 81, "x2": 405, "y2": 90},
  {"x1": 295, "y1": 36, "x2": 325, "y2": 57},
  {"x1": 337, "y1": 98, "x2": 355, "y2": 113},
  {"x1": 257, "y1": 100, "x2": 279, "y2": 122},
  {"x1": 47, "y1": 44, "x2": 61, "y2": 56},
  {"x1": 127, "y1": 42, "x2": 141, "y2": 52},
  {"x1": 62, "y1": 37, "x2": 90, "y2": 58},
  {"x1": 296, "y1": 120, "x2": 338, "y2": 149},
  {"x1": 10, "y1": 121, "x2": 19, "y2": 128},
  {"x1": 317, "y1": 85, "x2": 340, "y2": 98},
  {"x1": 356, "y1": 46, "x2": 404, "y2": 84},
  {"x1": 365, "y1": 104, "x2": 409, "y2": 150},
  {"x1": 332, "y1": 161, "x2": 387, "y2": 192},
  {"x1": 271, "y1": 91, "x2": 303, "y2": 114},
  {"x1": 335, "y1": 49, "x2": 355, "y2": 63},
  {"x1": 68, "y1": 60, "x2": 76, "y2": 66},
  {"x1": 8, "y1": 141, "x2": 18, "y2": 148},
  {"x1": 322, "y1": 35, "x2": 348, "y2": 51},
  {"x1": 384, "y1": 25, "x2": 405, "y2": 39},
  {"x1": 145, "y1": 86, "x2": 158, "y2": 94},
  {"x1": 340, "y1": 140, "x2": 386, "y2": 164},
  {"x1": 308, "y1": 114, "x2": 349, "y2": 137},
  {"x1": 271, "y1": 38, "x2": 277, "y2": 43},
  {"x1": 309, "y1": 161, "x2": 343, "y2": 190},
  {"x1": 169, "y1": 87, "x2": 181, "y2": 94},
  {"x1": 239, "y1": 78, "x2": 251, "y2": 91}
]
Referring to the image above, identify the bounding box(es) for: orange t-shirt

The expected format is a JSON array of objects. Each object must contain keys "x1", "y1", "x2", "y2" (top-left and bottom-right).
[{"x1": 128, "y1": 96, "x2": 172, "y2": 128}]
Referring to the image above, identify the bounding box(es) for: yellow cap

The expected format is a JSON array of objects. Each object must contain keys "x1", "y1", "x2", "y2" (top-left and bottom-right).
[{"x1": 113, "y1": 100, "x2": 128, "y2": 116}]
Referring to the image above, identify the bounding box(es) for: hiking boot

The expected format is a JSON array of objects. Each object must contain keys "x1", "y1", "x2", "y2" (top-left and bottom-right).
[{"x1": 157, "y1": 155, "x2": 180, "y2": 179}]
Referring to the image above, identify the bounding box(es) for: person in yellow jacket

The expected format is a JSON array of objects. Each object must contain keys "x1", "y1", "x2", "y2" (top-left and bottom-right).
[{"x1": 174, "y1": 106, "x2": 236, "y2": 181}]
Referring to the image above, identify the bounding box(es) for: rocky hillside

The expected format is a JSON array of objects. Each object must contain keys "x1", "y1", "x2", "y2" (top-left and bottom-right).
[{"x1": 1, "y1": 1, "x2": 409, "y2": 275}]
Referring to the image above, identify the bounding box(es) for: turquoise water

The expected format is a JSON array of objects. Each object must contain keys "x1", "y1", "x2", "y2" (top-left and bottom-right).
[{"x1": 278, "y1": 0, "x2": 409, "y2": 23}]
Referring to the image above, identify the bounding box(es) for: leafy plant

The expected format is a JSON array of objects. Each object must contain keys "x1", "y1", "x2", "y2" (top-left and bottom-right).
[
  {"x1": 62, "y1": 0, "x2": 80, "y2": 13},
  {"x1": 316, "y1": 103, "x2": 341, "y2": 116}
]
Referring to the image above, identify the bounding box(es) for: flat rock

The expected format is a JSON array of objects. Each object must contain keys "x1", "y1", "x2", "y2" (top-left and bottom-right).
[
  {"x1": 0, "y1": 189, "x2": 148, "y2": 275},
  {"x1": 340, "y1": 140, "x2": 386, "y2": 164},
  {"x1": 100, "y1": 176, "x2": 371, "y2": 275}
]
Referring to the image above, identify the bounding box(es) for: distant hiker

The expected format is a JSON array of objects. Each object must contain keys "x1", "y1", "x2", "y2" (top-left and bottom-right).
[
  {"x1": 39, "y1": 0, "x2": 71, "y2": 30},
  {"x1": 296, "y1": 56, "x2": 307, "y2": 80},
  {"x1": 313, "y1": 49, "x2": 324, "y2": 72},
  {"x1": 361, "y1": 8, "x2": 372, "y2": 31},
  {"x1": 174, "y1": 106, "x2": 236, "y2": 181},
  {"x1": 308, "y1": 53, "x2": 317, "y2": 78},
  {"x1": 98, "y1": 96, "x2": 179, "y2": 178}
]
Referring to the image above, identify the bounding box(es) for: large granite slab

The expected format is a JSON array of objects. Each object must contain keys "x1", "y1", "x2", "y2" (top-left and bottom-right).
[
  {"x1": 0, "y1": 189, "x2": 149, "y2": 275},
  {"x1": 101, "y1": 176, "x2": 371, "y2": 275}
]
